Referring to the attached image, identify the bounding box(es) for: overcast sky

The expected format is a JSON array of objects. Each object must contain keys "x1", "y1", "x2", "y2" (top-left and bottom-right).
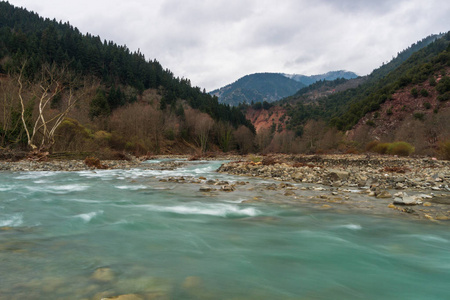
[{"x1": 8, "y1": 0, "x2": 450, "y2": 91}]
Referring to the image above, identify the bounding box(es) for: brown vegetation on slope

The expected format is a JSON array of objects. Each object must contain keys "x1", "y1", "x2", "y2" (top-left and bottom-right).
[{"x1": 348, "y1": 69, "x2": 450, "y2": 156}]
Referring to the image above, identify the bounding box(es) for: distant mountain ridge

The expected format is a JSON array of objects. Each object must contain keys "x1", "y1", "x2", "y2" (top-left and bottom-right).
[
  {"x1": 210, "y1": 70, "x2": 358, "y2": 106},
  {"x1": 283, "y1": 70, "x2": 358, "y2": 86}
]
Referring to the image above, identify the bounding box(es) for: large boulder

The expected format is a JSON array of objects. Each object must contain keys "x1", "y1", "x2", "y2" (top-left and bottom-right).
[
  {"x1": 393, "y1": 193, "x2": 423, "y2": 205},
  {"x1": 328, "y1": 169, "x2": 350, "y2": 181}
]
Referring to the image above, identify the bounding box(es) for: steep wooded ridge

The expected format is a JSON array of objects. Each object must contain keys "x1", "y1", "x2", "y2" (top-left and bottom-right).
[
  {"x1": 210, "y1": 71, "x2": 357, "y2": 106},
  {"x1": 0, "y1": 1, "x2": 254, "y2": 156},
  {"x1": 279, "y1": 33, "x2": 448, "y2": 133}
]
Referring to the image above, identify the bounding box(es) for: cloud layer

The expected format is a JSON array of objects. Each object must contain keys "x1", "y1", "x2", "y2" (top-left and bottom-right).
[{"x1": 8, "y1": 0, "x2": 450, "y2": 90}]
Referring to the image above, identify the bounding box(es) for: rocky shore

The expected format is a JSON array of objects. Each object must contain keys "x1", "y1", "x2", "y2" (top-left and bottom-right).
[
  {"x1": 217, "y1": 154, "x2": 450, "y2": 192},
  {"x1": 0, "y1": 157, "x2": 189, "y2": 172},
  {"x1": 216, "y1": 154, "x2": 450, "y2": 221}
]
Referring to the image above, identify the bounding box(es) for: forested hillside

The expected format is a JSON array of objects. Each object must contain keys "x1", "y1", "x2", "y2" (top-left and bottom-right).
[
  {"x1": 282, "y1": 33, "x2": 448, "y2": 134},
  {"x1": 0, "y1": 1, "x2": 254, "y2": 156}
]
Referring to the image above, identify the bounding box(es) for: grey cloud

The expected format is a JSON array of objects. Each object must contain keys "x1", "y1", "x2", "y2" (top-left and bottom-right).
[
  {"x1": 6, "y1": 0, "x2": 450, "y2": 91},
  {"x1": 318, "y1": 0, "x2": 403, "y2": 13}
]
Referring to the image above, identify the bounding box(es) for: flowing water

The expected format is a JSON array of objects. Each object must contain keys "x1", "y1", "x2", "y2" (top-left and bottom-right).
[{"x1": 0, "y1": 160, "x2": 449, "y2": 300}]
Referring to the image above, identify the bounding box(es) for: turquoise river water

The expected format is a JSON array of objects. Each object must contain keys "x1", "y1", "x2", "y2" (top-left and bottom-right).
[{"x1": 0, "y1": 160, "x2": 449, "y2": 300}]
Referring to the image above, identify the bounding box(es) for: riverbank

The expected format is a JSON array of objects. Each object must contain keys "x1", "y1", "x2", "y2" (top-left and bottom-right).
[
  {"x1": 1, "y1": 153, "x2": 449, "y2": 221},
  {"x1": 218, "y1": 154, "x2": 450, "y2": 192},
  {"x1": 216, "y1": 154, "x2": 450, "y2": 221}
]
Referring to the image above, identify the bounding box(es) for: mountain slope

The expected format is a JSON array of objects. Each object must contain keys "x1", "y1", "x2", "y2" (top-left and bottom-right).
[
  {"x1": 347, "y1": 67, "x2": 450, "y2": 155},
  {"x1": 0, "y1": 1, "x2": 254, "y2": 155},
  {"x1": 280, "y1": 33, "x2": 448, "y2": 134},
  {"x1": 210, "y1": 73, "x2": 306, "y2": 106}
]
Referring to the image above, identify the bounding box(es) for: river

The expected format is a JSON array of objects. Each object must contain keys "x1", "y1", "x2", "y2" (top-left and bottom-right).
[{"x1": 0, "y1": 160, "x2": 449, "y2": 299}]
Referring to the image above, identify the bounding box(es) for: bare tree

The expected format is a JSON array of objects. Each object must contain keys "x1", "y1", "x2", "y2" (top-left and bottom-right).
[
  {"x1": 255, "y1": 127, "x2": 273, "y2": 153},
  {"x1": 299, "y1": 120, "x2": 327, "y2": 153},
  {"x1": 215, "y1": 121, "x2": 234, "y2": 152},
  {"x1": 234, "y1": 125, "x2": 254, "y2": 154},
  {"x1": 109, "y1": 102, "x2": 164, "y2": 153},
  {"x1": 265, "y1": 131, "x2": 299, "y2": 153},
  {"x1": 17, "y1": 62, "x2": 86, "y2": 154},
  {"x1": 185, "y1": 108, "x2": 214, "y2": 153}
]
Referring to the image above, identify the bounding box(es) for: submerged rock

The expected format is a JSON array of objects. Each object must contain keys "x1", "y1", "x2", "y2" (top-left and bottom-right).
[
  {"x1": 91, "y1": 267, "x2": 115, "y2": 282},
  {"x1": 220, "y1": 185, "x2": 235, "y2": 192},
  {"x1": 199, "y1": 186, "x2": 215, "y2": 192},
  {"x1": 182, "y1": 276, "x2": 202, "y2": 289},
  {"x1": 284, "y1": 190, "x2": 296, "y2": 196},
  {"x1": 376, "y1": 190, "x2": 392, "y2": 199}
]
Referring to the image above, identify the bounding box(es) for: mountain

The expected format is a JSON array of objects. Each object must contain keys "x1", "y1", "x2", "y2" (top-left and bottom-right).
[
  {"x1": 210, "y1": 71, "x2": 357, "y2": 106},
  {"x1": 283, "y1": 70, "x2": 358, "y2": 86},
  {"x1": 209, "y1": 73, "x2": 306, "y2": 106}
]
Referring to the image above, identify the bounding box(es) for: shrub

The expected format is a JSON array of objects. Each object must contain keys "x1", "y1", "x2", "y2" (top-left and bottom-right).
[
  {"x1": 372, "y1": 142, "x2": 414, "y2": 156},
  {"x1": 411, "y1": 88, "x2": 418, "y2": 98},
  {"x1": 249, "y1": 154, "x2": 262, "y2": 163},
  {"x1": 429, "y1": 77, "x2": 437, "y2": 86},
  {"x1": 387, "y1": 142, "x2": 415, "y2": 157},
  {"x1": 164, "y1": 128, "x2": 176, "y2": 140},
  {"x1": 386, "y1": 108, "x2": 393, "y2": 115},
  {"x1": 365, "y1": 140, "x2": 379, "y2": 152},
  {"x1": 373, "y1": 143, "x2": 390, "y2": 154},
  {"x1": 413, "y1": 112, "x2": 425, "y2": 121},
  {"x1": 420, "y1": 89, "x2": 429, "y2": 97},
  {"x1": 366, "y1": 120, "x2": 375, "y2": 127},
  {"x1": 440, "y1": 140, "x2": 450, "y2": 160},
  {"x1": 94, "y1": 130, "x2": 111, "y2": 140},
  {"x1": 437, "y1": 91, "x2": 450, "y2": 102},
  {"x1": 423, "y1": 102, "x2": 431, "y2": 109},
  {"x1": 436, "y1": 76, "x2": 450, "y2": 94}
]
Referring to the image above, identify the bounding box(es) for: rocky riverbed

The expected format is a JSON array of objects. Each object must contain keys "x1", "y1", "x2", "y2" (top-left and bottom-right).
[
  {"x1": 1, "y1": 154, "x2": 449, "y2": 222},
  {"x1": 217, "y1": 154, "x2": 450, "y2": 192},
  {"x1": 216, "y1": 154, "x2": 450, "y2": 221}
]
